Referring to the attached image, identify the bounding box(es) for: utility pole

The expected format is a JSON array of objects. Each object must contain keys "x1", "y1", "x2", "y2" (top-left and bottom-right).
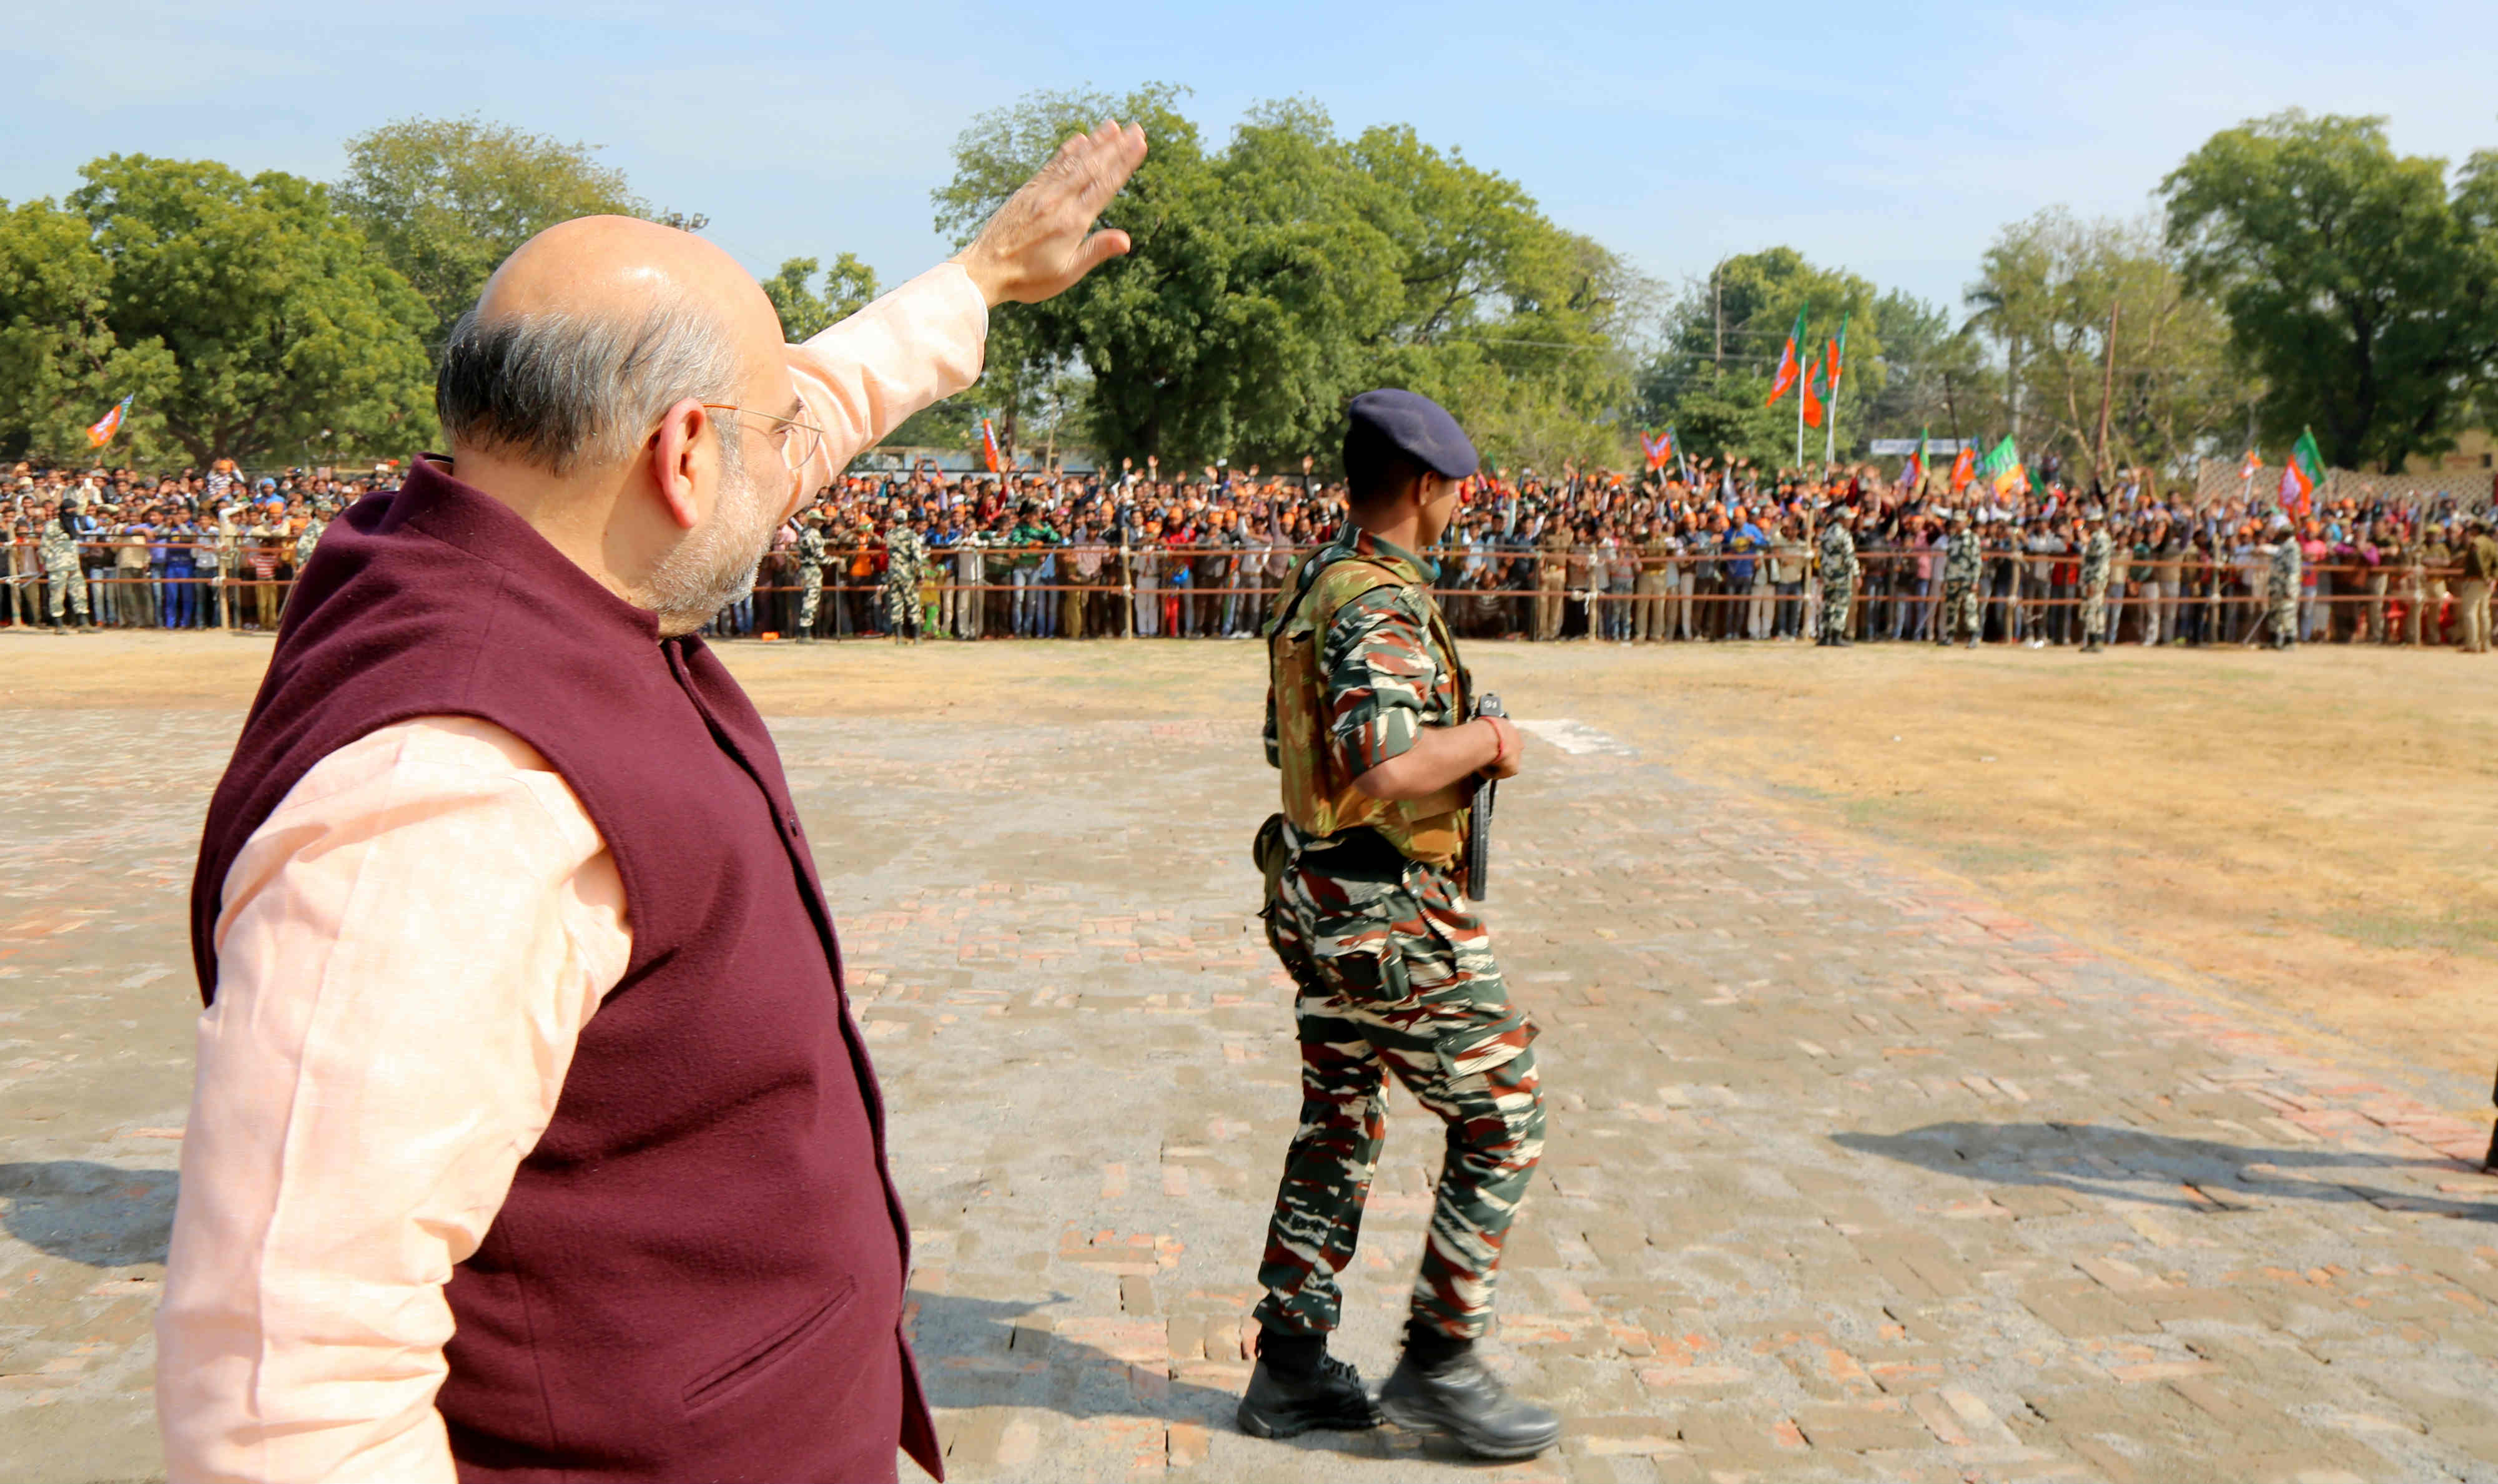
[
  {"x1": 1713, "y1": 267, "x2": 1724, "y2": 371},
  {"x1": 2091, "y1": 300, "x2": 2119, "y2": 484}
]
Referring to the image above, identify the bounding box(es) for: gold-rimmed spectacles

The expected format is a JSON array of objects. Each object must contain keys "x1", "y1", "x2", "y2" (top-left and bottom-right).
[{"x1": 700, "y1": 404, "x2": 826, "y2": 488}]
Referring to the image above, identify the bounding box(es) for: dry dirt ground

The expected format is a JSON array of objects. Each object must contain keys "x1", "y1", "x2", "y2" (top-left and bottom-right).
[
  {"x1": 18, "y1": 629, "x2": 2486, "y2": 1110},
  {"x1": 9, "y1": 627, "x2": 2498, "y2": 1482}
]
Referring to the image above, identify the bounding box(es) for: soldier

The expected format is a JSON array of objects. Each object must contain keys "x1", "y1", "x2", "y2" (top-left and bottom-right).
[
  {"x1": 882, "y1": 511, "x2": 926, "y2": 644},
  {"x1": 1942, "y1": 508, "x2": 1983, "y2": 648},
  {"x1": 793, "y1": 509, "x2": 827, "y2": 641},
  {"x1": 2078, "y1": 508, "x2": 2113, "y2": 653},
  {"x1": 41, "y1": 500, "x2": 90, "y2": 632},
  {"x1": 2261, "y1": 514, "x2": 2301, "y2": 650},
  {"x1": 1241, "y1": 390, "x2": 1558, "y2": 1461},
  {"x1": 283, "y1": 499, "x2": 329, "y2": 622},
  {"x1": 1815, "y1": 504, "x2": 1857, "y2": 646}
]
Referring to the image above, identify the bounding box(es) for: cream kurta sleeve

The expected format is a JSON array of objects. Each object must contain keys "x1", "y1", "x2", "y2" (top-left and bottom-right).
[
  {"x1": 786, "y1": 262, "x2": 989, "y2": 493},
  {"x1": 156, "y1": 718, "x2": 631, "y2": 1484}
]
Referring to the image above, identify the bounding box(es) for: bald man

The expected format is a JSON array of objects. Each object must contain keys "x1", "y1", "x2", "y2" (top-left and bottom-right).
[{"x1": 160, "y1": 124, "x2": 1147, "y2": 1483}]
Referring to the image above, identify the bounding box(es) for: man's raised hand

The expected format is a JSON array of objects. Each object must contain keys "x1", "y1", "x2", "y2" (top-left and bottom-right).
[{"x1": 953, "y1": 120, "x2": 1149, "y2": 308}]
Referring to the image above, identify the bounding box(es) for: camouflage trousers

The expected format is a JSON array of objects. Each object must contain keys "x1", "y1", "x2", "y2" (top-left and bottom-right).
[
  {"x1": 1820, "y1": 571, "x2": 1855, "y2": 637},
  {"x1": 1942, "y1": 581, "x2": 1979, "y2": 641},
  {"x1": 881, "y1": 580, "x2": 919, "y2": 638},
  {"x1": 2267, "y1": 592, "x2": 2298, "y2": 645},
  {"x1": 1253, "y1": 832, "x2": 1545, "y2": 1342},
  {"x1": 796, "y1": 564, "x2": 822, "y2": 632},
  {"x1": 2080, "y1": 578, "x2": 2108, "y2": 641},
  {"x1": 43, "y1": 558, "x2": 85, "y2": 621}
]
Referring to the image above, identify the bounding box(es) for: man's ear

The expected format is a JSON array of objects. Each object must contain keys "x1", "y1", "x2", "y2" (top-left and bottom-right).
[{"x1": 649, "y1": 398, "x2": 710, "y2": 531}]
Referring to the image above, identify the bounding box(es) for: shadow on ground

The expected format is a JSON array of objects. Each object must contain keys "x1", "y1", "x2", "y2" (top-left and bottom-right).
[
  {"x1": 909, "y1": 1290, "x2": 1466, "y2": 1464},
  {"x1": 0, "y1": 1161, "x2": 177, "y2": 1267},
  {"x1": 1833, "y1": 1120, "x2": 2497, "y2": 1221}
]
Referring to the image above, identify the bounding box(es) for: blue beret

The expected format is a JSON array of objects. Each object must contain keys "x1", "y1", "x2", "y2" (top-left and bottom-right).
[{"x1": 1346, "y1": 389, "x2": 1478, "y2": 479}]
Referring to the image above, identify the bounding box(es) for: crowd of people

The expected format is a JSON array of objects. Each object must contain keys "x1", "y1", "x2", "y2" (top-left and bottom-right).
[
  {"x1": 3, "y1": 461, "x2": 387, "y2": 631},
  {"x1": 10, "y1": 453, "x2": 2496, "y2": 651}
]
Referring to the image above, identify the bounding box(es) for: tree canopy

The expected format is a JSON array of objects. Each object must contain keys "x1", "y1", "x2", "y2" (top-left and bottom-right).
[
  {"x1": 763, "y1": 253, "x2": 881, "y2": 342},
  {"x1": 933, "y1": 86, "x2": 1638, "y2": 471},
  {"x1": 1633, "y1": 247, "x2": 1884, "y2": 468},
  {"x1": 5, "y1": 104, "x2": 2497, "y2": 479},
  {"x1": 2162, "y1": 111, "x2": 2498, "y2": 473},
  {"x1": 1962, "y1": 209, "x2": 2239, "y2": 482},
  {"x1": 337, "y1": 115, "x2": 706, "y2": 351},
  {"x1": 0, "y1": 155, "x2": 435, "y2": 468}
]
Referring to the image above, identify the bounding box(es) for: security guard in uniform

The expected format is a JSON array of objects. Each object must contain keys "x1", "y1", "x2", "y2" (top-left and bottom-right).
[
  {"x1": 794, "y1": 509, "x2": 827, "y2": 641},
  {"x1": 1240, "y1": 390, "x2": 1559, "y2": 1461}
]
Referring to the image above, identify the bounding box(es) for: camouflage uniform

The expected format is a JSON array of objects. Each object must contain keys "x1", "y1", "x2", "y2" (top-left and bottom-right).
[
  {"x1": 1942, "y1": 523, "x2": 1982, "y2": 644},
  {"x1": 1254, "y1": 523, "x2": 1545, "y2": 1344},
  {"x1": 881, "y1": 520, "x2": 925, "y2": 641},
  {"x1": 1815, "y1": 519, "x2": 1857, "y2": 640},
  {"x1": 284, "y1": 510, "x2": 327, "y2": 620},
  {"x1": 2265, "y1": 529, "x2": 2301, "y2": 647},
  {"x1": 2079, "y1": 526, "x2": 2113, "y2": 646},
  {"x1": 794, "y1": 521, "x2": 827, "y2": 636},
  {"x1": 40, "y1": 518, "x2": 86, "y2": 625}
]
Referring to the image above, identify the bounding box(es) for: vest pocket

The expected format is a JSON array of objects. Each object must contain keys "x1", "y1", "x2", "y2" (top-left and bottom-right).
[{"x1": 683, "y1": 1274, "x2": 861, "y2": 1412}]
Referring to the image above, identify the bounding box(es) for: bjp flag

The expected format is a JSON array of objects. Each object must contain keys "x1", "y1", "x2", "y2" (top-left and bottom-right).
[{"x1": 86, "y1": 395, "x2": 133, "y2": 450}]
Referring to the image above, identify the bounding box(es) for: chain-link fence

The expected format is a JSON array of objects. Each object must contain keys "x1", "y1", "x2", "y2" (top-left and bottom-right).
[{"x1": 2191, "y1": 458, "x2": 2494, "y2": 510}]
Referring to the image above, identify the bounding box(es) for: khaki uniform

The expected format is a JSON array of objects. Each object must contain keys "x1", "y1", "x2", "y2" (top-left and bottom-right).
[{"x1": 1633, "y1": 534, "x2": 1673, "y2": 641}]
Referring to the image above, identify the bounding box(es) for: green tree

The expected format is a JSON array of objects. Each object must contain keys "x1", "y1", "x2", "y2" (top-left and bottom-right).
[
  {"x1": 68, "y1": 154, "x2": 436, "y2": 467},
  {"x1": 762, "y1": 252, "x2": 880, "y2": 342},
  {"x1": 932, "y1": 85, "x2": 1635, "y2": 470},
  {"x1": 1963, "y1": 208, "x2": 2239, "y2": 481},
  {"x1": 2162, "y1": 111, "x2": 2498, "y2": 472},
  {"x1": 1632, "y1": 363, "x2": 1791, "y2": 469},
  {"x1": 1858, "y1": 290, "x2": 1987, "y2": 447},
  {"x1": 1636, "y1": 247, "x2": 1883, "y2": 468},
  {"x1": 0, "y1": 197, "x2": 177, "y2": 466},
  {"x1": 337, "y1": 115, "x2": 706, "y2": 350}
]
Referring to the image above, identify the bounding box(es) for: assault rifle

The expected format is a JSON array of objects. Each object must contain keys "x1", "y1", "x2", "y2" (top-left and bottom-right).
[{"x1": 1463, "y1": 692, "x2": 1504, "y2": 902}]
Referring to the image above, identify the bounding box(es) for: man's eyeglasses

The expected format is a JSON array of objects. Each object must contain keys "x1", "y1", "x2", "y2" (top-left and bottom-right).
[{"x1": 700, "y1": 404, "x2": 825, "y2": 489}]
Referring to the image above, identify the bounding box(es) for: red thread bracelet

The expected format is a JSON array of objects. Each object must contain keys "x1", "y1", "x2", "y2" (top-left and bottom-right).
[{"x1": 1484, "y1": 717, "x2": 1511, "y2": 770}]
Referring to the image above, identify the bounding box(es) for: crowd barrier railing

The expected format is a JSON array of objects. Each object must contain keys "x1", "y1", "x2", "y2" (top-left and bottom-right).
[{"x1": 0, "y1": 541, "x2": 2483, "y2": 646}]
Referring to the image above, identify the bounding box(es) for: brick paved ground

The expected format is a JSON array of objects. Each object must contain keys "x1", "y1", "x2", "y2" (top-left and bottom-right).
[{"x1": 4, "y1": 701, "x2": 2497, "y2": 1482}]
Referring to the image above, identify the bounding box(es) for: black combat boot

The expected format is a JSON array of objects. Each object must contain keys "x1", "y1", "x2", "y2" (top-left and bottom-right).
[
  {"x1": 1376, "y1": 1327, "x2": 1562, "y2": 1460},
  {"x1": 1235, "y1": 1330, "x2": 1380, "y2": 1440}
]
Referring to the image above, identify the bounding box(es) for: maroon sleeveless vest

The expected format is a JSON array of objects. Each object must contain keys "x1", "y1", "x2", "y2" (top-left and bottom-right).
[{"x1": 190, "y1": 459, "x2": 940, "y2": 1483}]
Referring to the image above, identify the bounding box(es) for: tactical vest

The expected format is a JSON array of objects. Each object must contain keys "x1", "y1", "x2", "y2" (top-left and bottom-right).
[{"x1": 1267, "y1": 548, "x2": 1469, "y2": 867}]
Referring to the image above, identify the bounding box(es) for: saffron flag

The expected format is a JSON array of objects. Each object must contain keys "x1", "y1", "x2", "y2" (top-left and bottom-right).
[
  {"x1": 1639, "y1": 428, "x2": 1674, "y2": 470},
  {"x1": 2239, "y1": 449, "x2": 2262, "y2": 482},
  {"x1": 1800, "y1": 355, "x2": 1825, "y2": 429},
  {"x1": 86, "y1": 394, "x2": 132, "y2": 450},
  {"x1": 980, "y1": 417, "x2": 1003, "y2": 473},
  {"x1": 1948, "y1": 443, "x2": 1977, "y2": 494},
  {"x1": 1765, "y1": 307, "x2": 1807, "y2": 406},
  {"x1": 1975, "y1": 436, "x2": 2027, "y2": 498},
  {"x1": 2284, "y1": 428, "x2": 2324, "y2": 511},
  {"x1": 1826, "y1": 315, "x2": 1848, "y2": 398},
  {"x1": 1900, "y1": 426, "x2": 1928, "y2": 489}
]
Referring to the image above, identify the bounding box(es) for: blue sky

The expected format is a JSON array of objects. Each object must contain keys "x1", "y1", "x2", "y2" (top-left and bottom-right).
[{"x1": 8, "y1": 1, "x2": 2493, "y2": 328}]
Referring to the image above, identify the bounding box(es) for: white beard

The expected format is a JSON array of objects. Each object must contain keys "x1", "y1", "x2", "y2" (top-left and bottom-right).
[{"x1": 645, "y1": 446, "x2": 779, "y2": 636}]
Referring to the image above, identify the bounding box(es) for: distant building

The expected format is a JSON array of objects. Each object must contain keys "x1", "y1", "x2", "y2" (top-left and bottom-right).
[{"x1": 2404, "y1": 428, "x2": 2493, "y2": 477}]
